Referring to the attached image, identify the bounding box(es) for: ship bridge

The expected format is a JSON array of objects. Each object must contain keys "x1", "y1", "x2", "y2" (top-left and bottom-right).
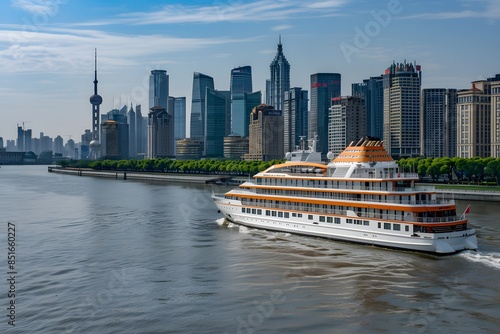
[{"x1": 327, "y1": 137, "x2": 416, "y2": 180}]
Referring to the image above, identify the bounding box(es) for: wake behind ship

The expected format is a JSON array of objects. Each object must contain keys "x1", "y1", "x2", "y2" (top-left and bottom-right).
[{"x1": 212, "y1": 137, "x2": 478, "y2": 254}]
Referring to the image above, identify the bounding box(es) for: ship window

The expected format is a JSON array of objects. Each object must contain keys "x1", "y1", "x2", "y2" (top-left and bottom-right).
[
  {"x1": 334, "y1": 218, "x2": 341, "y2": 224},
  {"x1": 278, "y1": 212, "x2": 283, "y2": 218},
  {"x1": 308, "y1": 215, "x2": 313, "y2": 220},
  {"x1": 292, "y1": 213, "x2": 297, "y2": 217},
  {"x1": 298, "y1": 213, "x2": 303, "y2": 218},
  {"x1": 284, "y1": 212, "x2": 289, "y2": 218},
  {"x1": 378, "y1": 222, "x2": 381, "y2": 228},
  {"x1": 319, "y1": 216, "x2": 325, "y2": 222},
  {"x1": 347, "y1": 219, "x2": 353, "y2": 224},
  {"x1": 393, "y1": 224, "x2": 401, "y2": 231},
  {"x1": 257, "y1": 209, "x2": 262, "y2": 215},
  {"x1": 242, "y1": 208, "x2": 245, "y2": 213},
  {"x1": 405, "y1": 226, "x2": 409, "y2": 232},
  {"x1": 363, "y1": 221, "x2": 369, "y2": 226},
  {"x1": 384, "y1": 223, "x2": 391, "y2": 230},
  {"x1": 272, "y1": 211, "x2": 277, "y2": 217},
  {"x1": 265, "y1": 210, "x2": 270, "y2": 216},
  {"x1": 252, "y1": 209, "x2": 256, "y2": 214},
  {"x1": 327, "y1": 217, "x2": 333, "y2": 223}
]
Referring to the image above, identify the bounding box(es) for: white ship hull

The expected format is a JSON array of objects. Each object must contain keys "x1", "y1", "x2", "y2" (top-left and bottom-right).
[{"x1": 212, "y1": 195, "x2": 478, "y2": 254}]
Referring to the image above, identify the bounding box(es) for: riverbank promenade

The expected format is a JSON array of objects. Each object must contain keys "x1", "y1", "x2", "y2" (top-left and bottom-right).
[{"x1": 48, "y1": 166, "x2": 229, "y2": 184}]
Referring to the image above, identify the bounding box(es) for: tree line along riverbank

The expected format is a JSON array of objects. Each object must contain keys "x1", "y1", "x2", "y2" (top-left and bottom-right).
[
  {"x1": 57, "y1": 156, "x2": 500, "y2": 188},
  {"x1": 58, "y1": 158, "x2": 284, "y2": 176}
]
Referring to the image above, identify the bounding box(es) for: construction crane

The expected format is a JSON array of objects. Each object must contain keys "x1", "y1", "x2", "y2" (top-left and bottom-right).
[{"x1": 17, "y1": 121, "x2": 31, "y2": 130}]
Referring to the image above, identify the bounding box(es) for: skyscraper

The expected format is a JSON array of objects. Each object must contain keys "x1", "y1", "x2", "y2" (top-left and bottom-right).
[
  {"x1": 148, "y1": 70, "x2": 174, "y2": 158},
  {"x1": 135, "y1": 105, "x2": 146, "y2": 156},
  {"x1": 383, "y1": 61, "x2": 422, "y2": 158},
  {"x1": 283, "y1": 87, "x2": 308, "y2": 153},
  {"x1": 204, "y1": 89, "x2": 230, "y2": 157},
  {"x1": 168, "y1": 96, "x2": 186, "y2": 156},
  {"x1": 457, "y1": 80, "x2": 492, "y2": 158},
  {"x1": 128, "y1": 104, "x2": 137, "y2": 158},
  {"x1": 65, "y1": 139, "x2": 76, "y2": 159},
  {"x1": 53, "y1": 135, "x2": 64, "y2": 155},
  {"x1": 328, "y1": 96, "x2": 366, "y2": 156},
  {"x1": 16, "y1": 125, "x2": 32, "y2": 152},
  {"x1": 231, "y1": 91, "x2": 262, "y2": 137},
  {"x1": 148, "y1": 105, "x2": 174, "y2": 158},
  {"x1": 80, "y1": 129, "x2": 91, "y2": 159},
  {"x1": 40, "y1": 133, "x2": 52, "y2": 153},
  {"x1": 230, "y1": 66, "x2": 256, "y2": 136},
  {"x1": 351, "y1": 83, "x2": 366, "y2": 98},
  {"x1": 491, "y1": 75, "x2": 500, "y2": 157},
  {"x1": 246, "y1": 104, "x2": 284, "y2": 161},
  {"x1": 17, "y1": 126, "x2": 24, "y2": 152},
  {"x1": 362, "y1": 76, "x2": 384, "y2": 139},
  {"x1": 421, "y1": 88, "x2": 458, "y2": 158},
  {"x1": 190, "y1": 72, "x2": 214, "y2": 139},
  {"x1": 101, "y1": 121, "x2": 120, "y2": 159},
  {"x1": 230, "y1": 66, "x2": 252, "y2": 95},
  {"x1": 101, "y1": 109, "x2": 129, "y2": 159},
  {"x1": 309, "y1": 73, "x2": 341, "y2": 155},
  {"x1": 149, "y1": 70, "x2": 169, "y2": 111},
  {"x1": 89, "y1": 49, "x2": 103, "y2": 159},
  {"x1": 267, "y1": 36, "x2": 290, "y2": 113}
]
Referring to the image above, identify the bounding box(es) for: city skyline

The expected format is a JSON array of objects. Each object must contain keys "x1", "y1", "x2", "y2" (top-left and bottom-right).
[{"x1": 0, "y1": 0, "x2": 499, "y2": 141}]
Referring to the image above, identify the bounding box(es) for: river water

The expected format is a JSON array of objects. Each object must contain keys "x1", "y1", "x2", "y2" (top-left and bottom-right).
[{"x1": 0, "y1": 165, "x2": 499, "y2": 334}]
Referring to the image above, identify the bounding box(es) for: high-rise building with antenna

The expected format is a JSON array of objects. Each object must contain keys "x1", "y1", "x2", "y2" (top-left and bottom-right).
[
  {"x1": 266, "y1": 35, "x2": 290, "y2": 114},
  {"x1": 89, "y1": 49, "x2": 103, "y2": 159}
]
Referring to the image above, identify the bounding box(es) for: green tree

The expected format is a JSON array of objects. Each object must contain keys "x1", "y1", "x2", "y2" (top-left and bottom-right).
[{"x1": 485, "y1": 158, "x2": 500, "y2": 185}]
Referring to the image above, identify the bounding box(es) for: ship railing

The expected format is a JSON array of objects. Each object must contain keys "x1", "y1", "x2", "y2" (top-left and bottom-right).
[
  {"x1": 411, "y1": 216, "x2": 464, "y2": 223},
  {"x1": 239, "y1": 199, "x2": 462, "y2": 223},
  {"x1": 392, "y1": 186, "x2": 436, "y2": 192},
  {"x1": 253, "y1": 190, "x2": 454, "y2": 205},
  {"x1": 251, "y1": 181, "x2": 436, "y2": 193},
  {"x1": 349, "y1": 172, "x2": 419, "y2": 179}
]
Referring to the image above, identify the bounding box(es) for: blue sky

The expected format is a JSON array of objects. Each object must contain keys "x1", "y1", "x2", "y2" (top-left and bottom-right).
[{"x1": 0, "y1": 0, "x2": 499, "y2": 143}]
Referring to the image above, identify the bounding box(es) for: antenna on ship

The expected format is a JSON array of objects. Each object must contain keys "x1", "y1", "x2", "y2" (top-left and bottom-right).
[{"x1": 299, "y1": 136, "x2": 306, "y2": 151}]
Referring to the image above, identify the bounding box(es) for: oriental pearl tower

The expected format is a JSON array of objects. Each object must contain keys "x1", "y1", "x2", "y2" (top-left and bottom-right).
[{"x1": 88, "y1": 48, "x2": 102, "y2": 159}]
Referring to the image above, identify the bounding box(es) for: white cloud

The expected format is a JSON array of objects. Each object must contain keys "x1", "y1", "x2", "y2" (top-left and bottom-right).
[
  {"x1": 0, "y1": 25, "x2": 250, "y2": 74},
  {"x1": 10, "y1": 0, "x2": 66, "y2": 15},
  {"x1": 77, "y1": 0, "x2": 346, "y2": 26},
  {"x1": 272, "y1": 24, "x2": 293, "y2": 31},
  {"x1": 306, "y1": 0, "x2": 347, "y2": 9},
  {"x1": 401, "y1": 0, "x2": 500, "y2": 20}
]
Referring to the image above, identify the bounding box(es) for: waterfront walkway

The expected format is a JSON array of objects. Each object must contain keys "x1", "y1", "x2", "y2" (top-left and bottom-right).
[
  {"x1": 434, "y1": 188, "x2": 500, "y2": 202},
  {"x1": 48, "y1": 167, "x2": 228, "y2": 184}
]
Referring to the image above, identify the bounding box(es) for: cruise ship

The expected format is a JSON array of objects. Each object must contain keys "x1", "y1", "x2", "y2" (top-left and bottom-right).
[{"x1": 212, "y1": 137, "x2": 478, "y2": 254}]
